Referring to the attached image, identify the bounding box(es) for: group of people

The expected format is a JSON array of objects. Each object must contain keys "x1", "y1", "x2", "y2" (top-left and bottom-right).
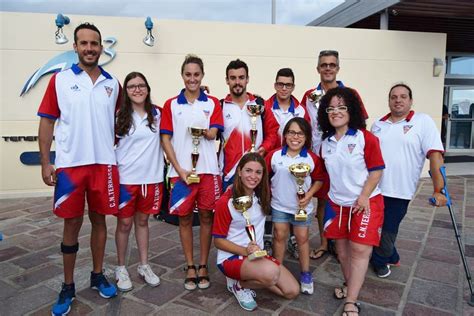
[{"x1": 38, "y1": 23, "x2": 447, "y2": 316}]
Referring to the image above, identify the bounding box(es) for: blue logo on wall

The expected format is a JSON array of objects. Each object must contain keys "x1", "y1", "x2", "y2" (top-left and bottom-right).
[{"x1": 20, "y1": 37, "x2": 117, "y2": 96}]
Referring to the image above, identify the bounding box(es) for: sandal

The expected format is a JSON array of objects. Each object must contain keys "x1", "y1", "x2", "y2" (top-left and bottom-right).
[
  {"x1": 342, "y1": 302, "x2": 361, "y2": 316},
  {"x1": 184, "y1": 265, "x2": 197, "y2": 291},
  {"x1": 310, "y1": 248, "x2": 328, "y2": 260},
  {"x1": 334, "y1": 282, "x2": 347, "y2": 299},
  {"x1": 197, "y1": 264, "x2": 210, "y2": 289}
]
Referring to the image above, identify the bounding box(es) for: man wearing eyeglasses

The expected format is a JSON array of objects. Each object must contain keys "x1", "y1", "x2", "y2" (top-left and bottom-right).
[
  {"x1": 265, "y1": 68, "x2": 310, "y2": 143},
  {"x1": 301, "y1": 50, "x2": 368, "y2": 261},
  {"x1": 38, "y1": 23, "x2": 119, "y2": 315}
]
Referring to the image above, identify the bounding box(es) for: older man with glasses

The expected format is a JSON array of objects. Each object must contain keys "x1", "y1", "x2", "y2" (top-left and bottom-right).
[{"x1": 301, "y1": 50, "x2": 368, "y2": 262}]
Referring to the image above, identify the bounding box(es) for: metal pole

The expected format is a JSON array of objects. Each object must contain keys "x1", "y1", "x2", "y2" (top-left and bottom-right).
[
  {"x1": 272, "y1": 0, "x2": 276, "y2": 24},
  {"x1": 380, "y1": 8, "x2": 388, "y2": 30}
]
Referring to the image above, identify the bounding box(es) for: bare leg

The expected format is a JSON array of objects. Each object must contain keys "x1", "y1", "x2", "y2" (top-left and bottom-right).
[
  {"x1": 293, "y1": 226, "x2": 310, "y2": 272},
  {"x1": 63, "y1": 216, "x2": 83, "y2": 284},
  {"x1": 88, "y1": 211, "x2": 107, "y2": 273},
  {"x1": 197, "y1": 210, "x2": 213, "y2": 286},
  {"x1": 240, "y1": 258, "x2": 299, "y2": 299},
  {"x1": 346, "y1": 241, "x2": 372, "y2": 303},
  {"x1": 310, "y1": 198, "x2": 328, "y2": 259},
  {"x1": 115, "y1": 216, "x2": 133, "y2": 266},
  {"x1": 335, "y1": 239, "x2": 351, "y2": 281},
  {"x1": 272, "y1": 223, "x2": 290, "y2": 263},
  {"x1": 179, "y1": 212, "x2": 196, "y2": 279},
  {"x1": 134, "y1": 212, "x2": 150, "y2": 265}
]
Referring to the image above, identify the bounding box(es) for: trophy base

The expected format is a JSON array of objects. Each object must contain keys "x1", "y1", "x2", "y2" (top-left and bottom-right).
[
  {"x1": 294, "y1": 213, "x2": 308, "y2": 221},
  {"x1": 186, "y1": 175, "x2": 200, "y2": 184},
  {"x1": 248, "y1": 250, "x2": 267, "y2": 261}
]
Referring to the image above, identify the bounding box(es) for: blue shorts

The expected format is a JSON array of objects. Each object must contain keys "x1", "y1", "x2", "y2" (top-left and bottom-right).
[{"x1": 272, "y1": 209, "x2": 312, "y2": 227}]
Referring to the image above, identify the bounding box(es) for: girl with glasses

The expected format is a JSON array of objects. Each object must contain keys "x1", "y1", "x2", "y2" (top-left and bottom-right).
[
  {"x1": 265, "y1": 117, "x2": 325, "y2": 295},
  {"x1": 114, "y1": 72, "x2": 164, "y2": 291},
  {"x1": 317, "y1": 87, "x2": 385, "y2": 316}
]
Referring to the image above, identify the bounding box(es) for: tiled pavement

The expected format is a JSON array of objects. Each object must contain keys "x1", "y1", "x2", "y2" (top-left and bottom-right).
[{"x1": 1, "y1": 176, "x2": 474, "y2": 315}]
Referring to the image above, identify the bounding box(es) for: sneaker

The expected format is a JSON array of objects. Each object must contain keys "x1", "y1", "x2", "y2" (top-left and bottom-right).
[
  {"x1": 51, "y1": 283, "x2": 75, "y2": 316},
  {"x1": 231, "y1": 282, "x2": 257, "y2": 311},
  {"x1": 375, "y1": 264, "x2": 391, "y2": 278},
  {"x1": 90, "y1": 271, "x2": 118, "y2": 298},
  {"x1": 115, "y1": 266, "x2": 133, "y2": 292},
  {"x1": 287, "y1": 235, "x2": 299, "y2": 259},
  {"x1": 390, "y1": 260, "x2": 401, "y2": 267},
  {"x1": 300, "y1": 271, "x2": 314, "y2": 295},
  {"x1": 226, "y1": 277, "x2": 236, "y2": 293},
  {"x1": 137, "y1": 264, "x2": 160, "y2": 287}
]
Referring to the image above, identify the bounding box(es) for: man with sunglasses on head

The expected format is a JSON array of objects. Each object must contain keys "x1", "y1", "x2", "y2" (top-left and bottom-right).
[
  {"x1": 301, "y1": 50, "x2": 368, "y2": 261},
  {"x1": 38, "y1": 23, "x2": 119, "y2": 316}
]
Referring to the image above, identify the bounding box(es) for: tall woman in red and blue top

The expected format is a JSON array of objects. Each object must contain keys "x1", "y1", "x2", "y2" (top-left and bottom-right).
[
  {"x1": 317, "y1": 87, "x2": 385, "y2": 315},
  {"x1": 160, "y1": 55, "x2": 223, "y2": 291},
  {"x1": 115, "y1": 72, "x2": 163, "y2": 291}
]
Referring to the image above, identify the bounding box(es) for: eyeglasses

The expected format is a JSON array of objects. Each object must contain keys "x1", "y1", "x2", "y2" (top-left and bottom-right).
[
  {"x1": 325, "y1": 105, "x2": 348, "y2": 114},
  {"x1": 126, "y1": 83, "x2": 147, "y2": 91},
  {"x1": 319, "y1": 63, "x2": 338, "y2": 69},
  {"x1": 319, "y1": 50, "x2": 339, "y2": 58},
  {"x1": 275, "y1": 82, "x2": 294, "y2": 89},
  {"x1": 286, "y1": 130, "x2": 305, "y2": 137}
]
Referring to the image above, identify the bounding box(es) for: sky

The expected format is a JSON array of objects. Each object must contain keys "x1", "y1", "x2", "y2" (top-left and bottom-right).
[{"x1": 0, "y1": 0, "x2": 344, "y2": 25}]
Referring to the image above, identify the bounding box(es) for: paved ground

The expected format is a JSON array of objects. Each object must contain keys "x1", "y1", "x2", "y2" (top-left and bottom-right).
[{"x1": 1, "y1": 175, "x2": 474, "y2": 315}]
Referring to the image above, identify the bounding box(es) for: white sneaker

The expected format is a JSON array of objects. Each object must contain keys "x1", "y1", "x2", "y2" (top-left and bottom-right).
[
  {"x1": 115, "y1": 266, "x2": 133, "y2": 292},
  {"x1": 300, "y1": 271, "x2": 314, "y2": 295},
  {"x1": 137, "y1": 264, "x2": 160, "y2": 287},
  {"x1": 231, "y1": 282, "x2": 257, "y2": 311},
  {"x1": 226, "y1": 277, "x2": 236, "y2": 293}
]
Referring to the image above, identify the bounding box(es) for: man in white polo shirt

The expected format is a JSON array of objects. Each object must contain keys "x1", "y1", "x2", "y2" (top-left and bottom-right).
[
  {"x1": 38, "y1": 23, "x2": 119, "y2": 316},
  {"x1": 370, "y1": 83, "x2": 447, "y2": 278}
]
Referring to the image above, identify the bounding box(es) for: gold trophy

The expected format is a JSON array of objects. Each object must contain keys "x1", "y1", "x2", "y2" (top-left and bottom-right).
[
  {"x1": 246, "y1": 102, "x2": 263, "y2": 153},
  {"x1": 187, "y1": 127, "x2": 206, "y2": 184},
  {"x1": 289, "y1": 163, "x2": 311, "y2": 221},
  {"x1": 232, "y1": 196, "x2": 267, "y2": 260},
  {"x1": 308, "y1": 89, "x2": 323, "y2": 108}
]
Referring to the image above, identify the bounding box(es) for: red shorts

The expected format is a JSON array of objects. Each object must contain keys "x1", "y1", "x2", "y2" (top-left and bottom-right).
[
  {"x1": 169, "y1": 174, "x2": 222, "y2": 216},
  {"x1": 54, "y1": 164, "x2": 119, "y2": 218},
  {"x1": 323, "y1": 194, "x2": 384, "y2": 246},
  {"x1": 117, "y1": 183, "x2": 164, "y2": 218},
  {"x1": 218, "y1": 255, "x2": 280, "y2": 280}
]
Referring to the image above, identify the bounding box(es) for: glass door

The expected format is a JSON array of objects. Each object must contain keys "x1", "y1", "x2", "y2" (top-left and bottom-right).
[{"x1": 446, "y1": 87, "x2": 474, "y2": 152}]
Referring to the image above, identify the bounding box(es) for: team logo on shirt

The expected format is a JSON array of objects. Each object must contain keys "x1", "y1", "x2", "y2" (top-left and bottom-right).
[
  {"x1": 403, "y1": 125, "x2": 413, "y2": 134},
  {"x1": 347, "y1": 143, "x2": 356, "y2": 154},
  {"x1": 70, "y1": 84, "x2": 80, "y2": 92},
  {"x1": 203, "y1": 109, "x2": 210, "y2": 117},
  {"x1": 225, "y1": 113, "x2": 232, "y2": 120},
  {"x1": 104, "y1": 86, "x2": 113, "y2": 97}
]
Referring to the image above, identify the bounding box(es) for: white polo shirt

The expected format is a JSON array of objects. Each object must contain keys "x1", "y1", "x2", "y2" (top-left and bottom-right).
[
  {"x1": 371, "y1": 111, "x2": 444, "y2": 200},
  {"x1": 37, "y1": 64, "x2": 120, "y2": 168},
  {"x1": 212, "y1": 190, "x2": 266, "y2": 264},
  {"x1": 265, "y1": 94, "x2": 310, "y2": 142},
  {"x1": 266, "y1": 146, "x2": 324, "y2": 214},
  {"x1": 160, "y1": 89, "x2": 223, "y2": 178},
  {"x1": 321, "y1": 128, "x2": 385, "y2": 206},
  {"x1": 115, "y1": 106, "x2": 165, "y2": 184}
]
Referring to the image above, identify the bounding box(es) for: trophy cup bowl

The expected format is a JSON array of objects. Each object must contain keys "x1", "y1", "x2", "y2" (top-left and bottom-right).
[
  {"x1": 289, "y1": 163, "x2": 311, "y2": 221},
  {"x1": 187, "y1": 127, "x2": 206, "y2": 184},
  {"x1": 232, "y1": 195, "x2": 267, "y2": 260},
  {"x1": 246, "y1": 103, "x2": 263, "y2": 116}
]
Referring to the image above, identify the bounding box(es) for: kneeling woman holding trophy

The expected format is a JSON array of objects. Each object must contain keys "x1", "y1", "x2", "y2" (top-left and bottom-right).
[
  {"x1": 265, "y1": 117, "x2": 325, "y2": 296},
  {"x1": 213, "y1": 153, "x2": 299, "y2": 311},
  {"x1": 161, "y1": 55, "x2": 223, "y2": 291}
]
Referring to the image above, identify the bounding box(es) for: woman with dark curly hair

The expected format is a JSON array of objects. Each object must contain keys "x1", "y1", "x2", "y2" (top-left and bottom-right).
[
  {"x1": 115, "y1": 72, "x2": 164, "y2": 291},
  {"x1": 213, "y1": 153, "x2": 299, "y2": 311},
  {"x1": 317, "y1": 87, "x2": 385, "y2": 315}
]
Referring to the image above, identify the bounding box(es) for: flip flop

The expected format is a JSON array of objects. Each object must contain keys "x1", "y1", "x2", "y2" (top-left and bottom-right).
[{"x1": 310, "y1": 248, "x2": 328, "y2": 260}]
